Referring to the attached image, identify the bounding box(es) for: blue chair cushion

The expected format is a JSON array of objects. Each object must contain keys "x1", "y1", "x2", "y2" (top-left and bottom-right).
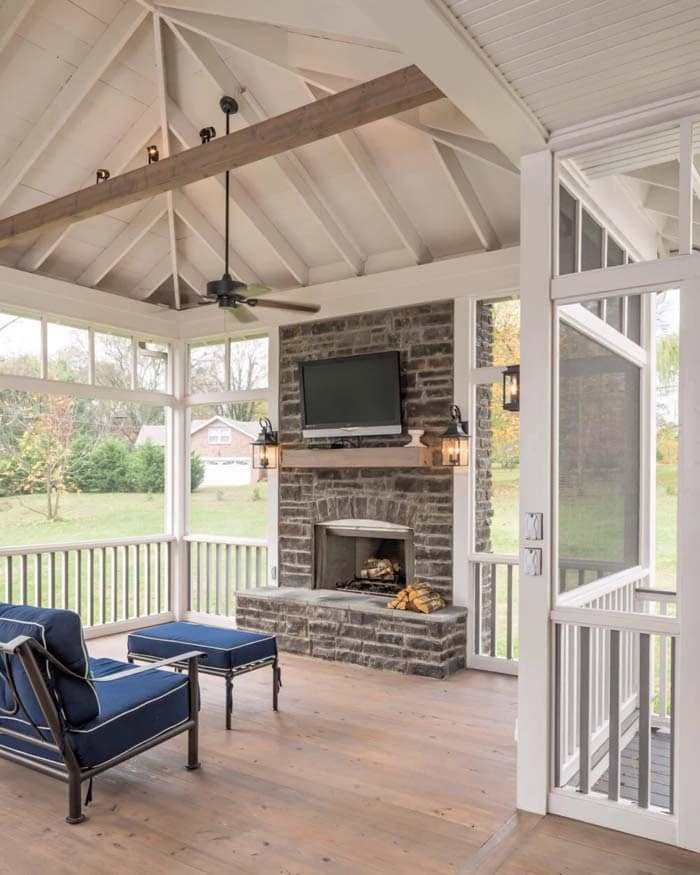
[
  {"x1": 66, "y1": 657, "x2": 190, "y2": 769},
  {"x1": 128, "y1": 622, "x2": 277, "y2": 672},
  {"x1": 0, "y1": 657, "x2": 189, "y2": 770},
  {"x1": 0, "y1": 603, "x2": 98, "y2": 728}
]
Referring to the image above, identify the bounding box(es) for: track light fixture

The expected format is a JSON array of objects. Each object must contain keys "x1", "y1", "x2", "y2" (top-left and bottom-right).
[
  {"x1": 146, "y1": 145, "x2": 159, "y2": 164},
  {"x1": 199, "y1": 126, "x2": 216, "y2": 144},
  {"x1": 95, "y1": 169, "x2": 110, "y2": 184}
]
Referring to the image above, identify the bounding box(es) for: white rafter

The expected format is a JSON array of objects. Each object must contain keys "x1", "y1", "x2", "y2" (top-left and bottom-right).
[
  {"x1": 17, "y1": 103, "x2": 161, "y2": 272},
  {"x1": 0, "y1": 2, "x2": 148, "y2": 212},
  {"x1": 305, "y1": 82, "x2": 430, "y2": 265},
  {"x1": 166, "y1": 98, "x2": 309, "y2": 285},
  {"x1": 154, "y1": 0, "x2": 390, "y2": 46},
  {"x1": 433, "y1": 142, "x2": 499, "y2": 252},
  {"x1": 178, "y1": 257, "x2": 208, "y2": 297},
  {"x1": 172, "y1": 190, "x2": 259, "y2": 286},
  {"x1": 0, "y1": 0, "x2": 35, "y2": 57},
  {"x1": 168, "y1": 22, "x2": 365, "y2": 275},
  {"x1": 351, "y1": 0, "x2": 546, "y2": 164},
  {"x1": 159, "y1": 8, "x2": 403, "y2": 84},
  {"x1": 77, "y1": 196, "x2": 168, "y2": 288},
  {"x1": 132, "y1": 252, "x2": 173, "y2": 300},
  {"x1": 152, "y1": 13, "x2": 181, "y2": 309}
]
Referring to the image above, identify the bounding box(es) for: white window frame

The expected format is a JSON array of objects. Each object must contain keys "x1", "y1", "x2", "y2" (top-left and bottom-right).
[{"x1": 207, "y1": 426, "x2": 232, "y2": 445}]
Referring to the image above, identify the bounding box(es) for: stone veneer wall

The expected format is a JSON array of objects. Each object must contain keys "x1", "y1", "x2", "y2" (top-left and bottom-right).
[{"x1": 278, "y1": 301, "x2": 455, "y2": 602}]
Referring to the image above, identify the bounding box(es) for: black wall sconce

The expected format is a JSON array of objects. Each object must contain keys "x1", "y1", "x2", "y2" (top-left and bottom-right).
[
  {"x1": 95, "y1": 168, "x2": 110, "y2": 183},
  {"x1": 251, "y1": 417, "x2": 279, "y2": 469},
  {"x1": 502, "y1": 364, "x2": 520, "y2": 412},
  {"x1": 146, "y1": 145, "x2": 160, "y2": 164},
  {"x1": 199, "y1": 126, "x2": 216, "y2": 144},
  {"x1": 441, "y1": 405, "x2": 470, "y2": 467}
]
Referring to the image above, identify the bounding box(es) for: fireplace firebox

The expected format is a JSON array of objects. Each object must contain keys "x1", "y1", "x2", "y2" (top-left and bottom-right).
[{"x1": 314, "y1": 520, "x2": 415, "y2": 597}]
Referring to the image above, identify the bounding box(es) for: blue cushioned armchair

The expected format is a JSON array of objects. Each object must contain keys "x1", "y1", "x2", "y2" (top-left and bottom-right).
[{"x1": 0, "y1": 604, "x2": 203, "y2": 824}]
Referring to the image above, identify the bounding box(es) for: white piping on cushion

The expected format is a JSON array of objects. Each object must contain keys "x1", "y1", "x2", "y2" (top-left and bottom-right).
[
  {"x1": 69, "y1": 679, "x2": 188, "y2": 734},
  {"x1": 129, "y1": 631, "x2": 276, "y2": 652}
]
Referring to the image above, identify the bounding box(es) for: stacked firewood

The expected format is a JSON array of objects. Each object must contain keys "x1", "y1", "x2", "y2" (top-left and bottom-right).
[
  {"x1": 387, "y1": 582, "x2": 446, "y2": 613},
  {"x1": 359, "y1": 557, "x2": 400, "y2": 581}
]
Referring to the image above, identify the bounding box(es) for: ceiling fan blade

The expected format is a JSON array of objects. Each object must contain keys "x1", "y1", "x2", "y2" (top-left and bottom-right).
[
  {"x1": 222, "y1": 304, "x2": 259, "y2": 323},
  {"x1": 247, "y1": 298, "x2": 320, "y2": 313}
]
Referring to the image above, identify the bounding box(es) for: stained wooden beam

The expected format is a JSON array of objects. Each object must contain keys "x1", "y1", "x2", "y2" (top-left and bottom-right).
[{"x1": 0, "y1": 65, "x2": 441, "y2": 247}]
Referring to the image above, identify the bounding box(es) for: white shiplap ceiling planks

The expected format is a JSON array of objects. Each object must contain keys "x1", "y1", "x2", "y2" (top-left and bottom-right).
[{"x1": 444, "y1": 0, "x2": 700, "y2": 132}]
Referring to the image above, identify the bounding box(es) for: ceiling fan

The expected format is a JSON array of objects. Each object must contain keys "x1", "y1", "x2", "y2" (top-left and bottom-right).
[{"x1": 199, "y1": 96, "x2": 320, "y2": 322}]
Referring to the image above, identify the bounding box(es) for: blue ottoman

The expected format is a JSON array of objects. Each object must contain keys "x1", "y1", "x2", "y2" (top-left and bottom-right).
[{"x1": 127, "y1": 622, "x2": 280, "y2": 729}]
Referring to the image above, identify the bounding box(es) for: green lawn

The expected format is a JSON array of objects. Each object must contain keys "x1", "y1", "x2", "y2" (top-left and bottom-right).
[{"x1": 0, "y1": 483, "x2": 268, "y2": 548}]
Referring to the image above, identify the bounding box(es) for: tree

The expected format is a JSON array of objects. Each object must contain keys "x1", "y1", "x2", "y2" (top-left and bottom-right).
[
  {"x1": 75, "y1": 438, "x2": 132, "y2": 493},
  {"x1": 130, "y1": 442, "x2": 165, "y2": 493},
  {"x1": 0, "y1": 395, "x2": 78, "y2": 520}
]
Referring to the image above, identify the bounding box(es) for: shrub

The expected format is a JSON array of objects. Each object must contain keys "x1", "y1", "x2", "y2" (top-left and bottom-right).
[
  {"x1": 130, "y1": 442, "x2": 165, "y2": 493},
  {"x1": 190, "y1": 452, "x2": 205, "y2": 491},
  {"x1": 74, "y1": 438, "x2": 133, "y2": 493}
]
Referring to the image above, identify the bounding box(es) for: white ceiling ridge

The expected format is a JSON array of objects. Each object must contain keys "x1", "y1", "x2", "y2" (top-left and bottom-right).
[
  {"x1": 304, "y1": 82, "x2": 431, "y2": 265},
  {"x1": 16, "y1": 102, "x2": 162, "y2": 273},
  {"x1": 0, "y1": 0, "x2": 36, "y2": 57},
  {"x1": 153, "y1": 12, "x2": 181, "y2": 310},
  {"x1": 168, "y1": 20, "x2": 366, "y2": 275},
  {"x1": 0, "y1": 2, "x2": 149, "y2": 213},
  {"x1": 166, "y1": 98, "x2": 309, "y2": 286}
]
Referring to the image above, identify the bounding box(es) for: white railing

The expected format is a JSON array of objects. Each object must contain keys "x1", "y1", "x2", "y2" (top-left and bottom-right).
[
  {"x1": 0, "y1": 536, "x2": 173, "y2": 630},
  {"x1": 186, "y1": 535, "x2": 268, "y2": 617},
  {"x1": 470, "y1": 554, "x2": 519, "y2": 674},
  {"x1": 552, "y1": 580, "x2": 679, "y2": 816},
  {"x1": 556, "y1": 567, "x2": 644, "y2": 784}
]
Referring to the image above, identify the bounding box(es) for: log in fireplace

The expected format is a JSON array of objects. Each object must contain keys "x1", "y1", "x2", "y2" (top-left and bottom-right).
[{"x1": 314, "y1": 520, "x2": 415, "y2": 597}]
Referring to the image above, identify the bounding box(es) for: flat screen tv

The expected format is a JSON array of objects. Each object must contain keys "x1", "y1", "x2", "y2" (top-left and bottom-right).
[{"x1": 299, "y1": 351, "x2": 402, "y2": 438}]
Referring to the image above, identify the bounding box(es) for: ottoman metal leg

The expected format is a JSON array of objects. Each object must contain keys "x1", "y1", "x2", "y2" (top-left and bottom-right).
[
  {"x1": 273, "y1": 659, "x2": 281, "y2": 712},
  {"x1": 225, "y1": 672, "x2": 233, "y2": 730}
]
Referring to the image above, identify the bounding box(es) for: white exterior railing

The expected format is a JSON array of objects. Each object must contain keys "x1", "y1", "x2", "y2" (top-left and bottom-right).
[
  {"x1": 0, "y1": 536, "x2": 173, "y2": 632},
  {"x1": 185, "y1": 535, "x2": 268, "y2": 617},
  {"x1": 552, "y1": 569, "x2": 678, "y2": 816},
  {"x1": 469, "y1": 554, "x2": 519, "y2": 675}
]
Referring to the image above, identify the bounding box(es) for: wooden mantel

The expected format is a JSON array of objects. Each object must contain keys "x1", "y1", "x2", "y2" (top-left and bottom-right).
[{"x1": 281, "y1": 446, "x2": 434, "y2": 468}]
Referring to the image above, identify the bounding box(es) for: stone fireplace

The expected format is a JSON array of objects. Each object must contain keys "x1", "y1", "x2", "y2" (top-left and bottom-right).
[
  {"x1": 314, "y1": 519, "x2": 414, "y2": 597},
  {"x1": 236, "y1": 300, "x2": 468, "y2": 678}
]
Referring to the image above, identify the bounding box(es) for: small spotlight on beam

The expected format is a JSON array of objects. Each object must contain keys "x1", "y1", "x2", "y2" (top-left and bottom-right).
[
  {"x1": 146, "y1": 145, "x2": 159, "y2": 164},
  {"x1": 199, "y1": 126, "x2": 216, "y2": 144},
  {"x1": 95, "y1": 169, "x2": 110, "y2": 184}
]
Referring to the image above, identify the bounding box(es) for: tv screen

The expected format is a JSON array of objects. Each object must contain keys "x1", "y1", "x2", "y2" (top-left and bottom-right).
[{"x1": 299, "y1": 351, "x2": 402, "y2": 438}]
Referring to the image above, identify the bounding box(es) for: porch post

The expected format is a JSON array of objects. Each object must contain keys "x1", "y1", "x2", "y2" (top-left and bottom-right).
[
  {"x1": 676, "y1": 275, "x2": 700, "y2": 852},
  {"x1": 517, "y1": 148, "x2": 553, "y2": 813},
  {"x1": 170, "y1": 338, "x2": 189, "y2": 619}
]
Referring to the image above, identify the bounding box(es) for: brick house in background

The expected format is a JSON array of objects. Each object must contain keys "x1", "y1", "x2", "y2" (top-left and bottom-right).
[{"x1": 135, "y1": 416, "x2": 262, "y2": 486}]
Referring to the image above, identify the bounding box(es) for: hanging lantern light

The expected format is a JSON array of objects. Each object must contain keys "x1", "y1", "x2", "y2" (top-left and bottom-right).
[
  {"x1": 502, "y1": 364, "x2": 520, "y2": 412},
  {"x1": 251, "y1": 417, "x2": 279, "y2": 470},
  {"x1": 440, "y1": 405, "x2": 469, "y2": 467}
]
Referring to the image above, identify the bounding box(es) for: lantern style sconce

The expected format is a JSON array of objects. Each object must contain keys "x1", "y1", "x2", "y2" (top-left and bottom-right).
[
  {"x1": 441, "y1": 405, "x2": 470, "y2": 467},
  {"x1": 252, "y1": 417, "x2": 279, "y2": 470},
  {"x1": 95, "y1": 168, "x2": 110, "y2": 183},
  {"x1": 199, "y1": 126, "x2": 216, "y2": 144},
  {"x1": 146, "y1": 145, "x2": 160, "y2": 164},
  {"x1": 502, "y1": 364, "x2": 520, "y2": 412}
]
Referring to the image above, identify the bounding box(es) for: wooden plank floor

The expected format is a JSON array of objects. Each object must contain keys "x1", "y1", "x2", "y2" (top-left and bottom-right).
[{"x1": 0, "y1": 634, "x2": 698, "y2": 874}]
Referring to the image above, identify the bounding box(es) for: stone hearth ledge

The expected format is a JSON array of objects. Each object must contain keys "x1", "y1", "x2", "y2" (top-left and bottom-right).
[{"x1": 236, "y1": 587, "x2": 467, "y2": 678}]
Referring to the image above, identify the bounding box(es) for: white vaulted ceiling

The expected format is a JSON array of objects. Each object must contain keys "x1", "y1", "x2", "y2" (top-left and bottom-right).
[{"x1": 0, "y1": 0, "x2": 520, "y2": 313}]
